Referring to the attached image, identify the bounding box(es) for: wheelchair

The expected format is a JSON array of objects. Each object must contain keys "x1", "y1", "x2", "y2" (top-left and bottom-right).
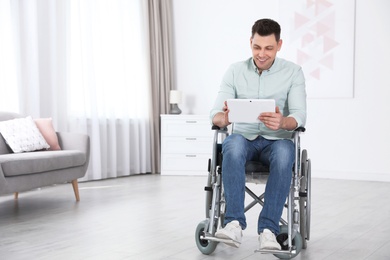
[{"x1": 195, "y1": 125, "x2": 311, "y2": 259}]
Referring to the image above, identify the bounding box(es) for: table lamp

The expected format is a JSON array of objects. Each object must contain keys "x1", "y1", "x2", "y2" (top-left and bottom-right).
[{"x1": 169, "y1": 90, "x2": 182, "y2": 114}]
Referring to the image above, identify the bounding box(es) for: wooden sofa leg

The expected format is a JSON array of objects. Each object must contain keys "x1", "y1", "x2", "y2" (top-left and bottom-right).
[
  {"x1": 14, "y1": 192, "x2": 19, "y2": 199},
  {"x1": 71, "y1": 180, "x2": 80, "y2": 202}
]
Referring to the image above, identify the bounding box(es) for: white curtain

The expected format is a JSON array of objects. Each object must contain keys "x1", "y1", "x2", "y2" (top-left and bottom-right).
[
  {"x1": 0, "y1": 0, "x2": 153, "y2": 181},
  {"x1": 68, "y1": 0, "x2": 152, "y2": 180},
  {"x1": 0, "y1": 0, "x2": 19, "y2": 112}
]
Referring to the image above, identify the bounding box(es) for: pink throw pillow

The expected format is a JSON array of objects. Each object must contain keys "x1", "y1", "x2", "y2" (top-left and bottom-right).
[{"x1": 34, "y1": 118, "x2": 61, "y2": 150}]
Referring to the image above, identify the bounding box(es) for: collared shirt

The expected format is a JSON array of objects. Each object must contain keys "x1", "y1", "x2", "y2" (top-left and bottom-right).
[{"x1": 210, "y1": 57, "x2": 307, "y2": 140}]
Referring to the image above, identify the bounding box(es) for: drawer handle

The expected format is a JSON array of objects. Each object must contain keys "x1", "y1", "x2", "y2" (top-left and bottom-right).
[
  {"x1": 186, "y1": 120, "x2": 197, "y2": 123},
  {"x1": 186, "y1": 137, "x2": 197, "y2": 141},
  {"x1": 185, "y1": 155, "x2": 197, "y2": 158}
]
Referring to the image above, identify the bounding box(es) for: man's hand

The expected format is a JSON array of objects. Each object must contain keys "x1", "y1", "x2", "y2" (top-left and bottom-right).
[
  {"x1": 259, "y1": 106, "x2": 284, "y2": 130},
  {"x1": 212, "y1": 101, "x2": 231, "y2": 128},
  {"x1": 259, "y1": 106, "x2": 297, "y2": 131}
]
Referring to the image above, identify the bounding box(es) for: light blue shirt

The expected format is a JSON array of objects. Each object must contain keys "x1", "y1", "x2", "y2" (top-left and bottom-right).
[{"x1": 210, "y1": 57, "x2": 307, "y2": 140}]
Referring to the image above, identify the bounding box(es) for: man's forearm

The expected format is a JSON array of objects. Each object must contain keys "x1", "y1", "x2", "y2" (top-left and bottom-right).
[{"x1": 281, "y1": 116, "x2": 298, "y2": 131}]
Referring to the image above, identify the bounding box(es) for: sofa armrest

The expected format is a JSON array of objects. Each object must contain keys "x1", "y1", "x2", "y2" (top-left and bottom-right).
[{"x1": 56, "y1": 132, "x2": 90, "y2": 170}]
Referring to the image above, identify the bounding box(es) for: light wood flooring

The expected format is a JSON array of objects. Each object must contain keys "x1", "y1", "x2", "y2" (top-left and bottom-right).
[{"x1": 1, "y1": 174, "x2": 390, "y2": 260}]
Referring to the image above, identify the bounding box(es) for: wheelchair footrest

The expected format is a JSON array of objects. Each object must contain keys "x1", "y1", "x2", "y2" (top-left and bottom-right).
[
  {"x1": 201, "y1": 234, "x2": 241, "y2": 245},
  {"x1": 254, "y1": 248, "x2": 296, "y2": 256}
]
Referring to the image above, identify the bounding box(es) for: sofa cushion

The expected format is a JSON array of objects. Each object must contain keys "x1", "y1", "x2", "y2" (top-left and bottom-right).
[
  {"x1": 0, "y1": 134, "x2": 13, "y2": 155},
  {"x1": 34, "y1": 118, "x2": 61, "y2": 150},
  {"x1": 0, "y1": 116, "x2": 50, "y2": 153},
  {"x1": 0, "y1": 150, "x2": 86, "y2": 177},
  {"x1": 0, "y1": 112, "x2": 22, "y2": 155}
]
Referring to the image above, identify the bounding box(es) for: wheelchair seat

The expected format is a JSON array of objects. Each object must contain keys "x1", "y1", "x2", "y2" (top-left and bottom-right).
[{"x1": 245, "y1": 161, "x2": 270, "y2": 184}]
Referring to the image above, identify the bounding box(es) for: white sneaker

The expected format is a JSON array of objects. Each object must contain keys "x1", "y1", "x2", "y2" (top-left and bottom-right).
[
  {"x1": 259, "y1": 229, "x2": 281, "y2": 250},
  {"x1": 215, "y1": 220, "x2": 242, "y2": 248}
]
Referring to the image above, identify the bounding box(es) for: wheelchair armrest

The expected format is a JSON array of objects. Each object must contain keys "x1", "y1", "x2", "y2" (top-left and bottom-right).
[
  {"x1": 293, "y1": 127, "x2": 306, "y2": 140},
  {"x1": 295, "y1": 126, "x2": 306, "y2": 132},
  {"x1": 211, "y1": 125, "x2": 228, "y2": 131},
  {"x1": 213, "y1": 125, "x2": 304, "y2": 132},
  {"x1": 212, "y1": 125, "x2": 305, "y2": 139}
]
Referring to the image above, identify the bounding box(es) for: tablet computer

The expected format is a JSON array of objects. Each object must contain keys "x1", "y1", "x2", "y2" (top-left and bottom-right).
[{"x1": 227, "y1": 99, "x2": 275, "y2": 123}]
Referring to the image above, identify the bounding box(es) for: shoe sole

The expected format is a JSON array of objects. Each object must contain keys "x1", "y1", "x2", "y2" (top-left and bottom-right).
[
  {"x1": 259, "y1": 245, "x2": 282, "y2": 250},
  {"x1": 215, "y1": 233, "x2": 241, "y2": 248}
]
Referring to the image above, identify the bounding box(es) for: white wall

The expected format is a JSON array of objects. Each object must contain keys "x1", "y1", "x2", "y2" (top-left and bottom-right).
[{"x1": 172, "y1": 0, "x2": 390, "y2": 182}]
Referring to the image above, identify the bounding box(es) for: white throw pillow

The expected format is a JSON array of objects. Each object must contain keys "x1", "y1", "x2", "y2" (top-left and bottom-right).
[{"x1": 0, "y1": 116, "x2": 50, "y2": 153}]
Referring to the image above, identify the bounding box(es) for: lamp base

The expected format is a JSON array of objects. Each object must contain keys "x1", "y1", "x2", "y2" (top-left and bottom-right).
[{"x1": 169, "y1": 104, "x2": 182, "y2": 114}]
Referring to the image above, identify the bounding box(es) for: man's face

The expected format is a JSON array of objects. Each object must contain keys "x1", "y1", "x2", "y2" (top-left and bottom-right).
[{"x1": 250, "y1": 33, "x2": 282, "y2": 72}]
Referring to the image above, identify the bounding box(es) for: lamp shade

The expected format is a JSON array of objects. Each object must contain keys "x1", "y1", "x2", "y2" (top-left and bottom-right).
[{"x1": 169, "y1": 90, "x2": 182, "y2": 104}]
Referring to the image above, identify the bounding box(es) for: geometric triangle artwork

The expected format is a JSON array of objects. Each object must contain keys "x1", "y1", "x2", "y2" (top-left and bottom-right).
[
  {"x1": 323, "y1": 36, "x2": 339, "y2": 53},
  {"x1": 319, "y1": 12, "x2": 336, "y2": 37},
  {"x1": 310, "y1": 68, "x2": 321, "y2": 80},
  {"x1": 306, "y1": 0, "x2": 315, "y2": 8},
  {"x1": 280, "y1": 0, "x2": 355, "y2": 98},
  {"x1": 301, "y1": 33, "x2": 315, "y2": 48},
  {"x1": 315, "y1": 0, "x2": 333, "y2": 15},
  {"x1": 297, "y1": 49, "x2": 312, "y2": 65},
  {"x1": 314, "y1": 21, "x2": 331, "y2": 37},
  {"x1": 319, "y1": 53, "x2": 334, "y2": 69},
  {"x1": 294, "y1": 12, "x2": 310, "y2": 30}
]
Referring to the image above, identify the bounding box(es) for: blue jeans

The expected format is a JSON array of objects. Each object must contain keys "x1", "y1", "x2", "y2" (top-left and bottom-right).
[{"x1": 221, "y1": 133, "x2": 295, "y2": 235}]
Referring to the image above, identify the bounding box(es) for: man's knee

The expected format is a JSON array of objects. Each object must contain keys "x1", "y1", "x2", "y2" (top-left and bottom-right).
[
  {"x1": 222, "y1": 134, "x2": 247, "y2": 153},
  {"x1": 270, "y1": 140, "x2": 295, "y2": 166}
]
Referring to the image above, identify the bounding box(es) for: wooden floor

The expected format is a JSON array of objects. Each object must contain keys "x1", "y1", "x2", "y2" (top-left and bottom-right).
[{"x1": 1, "y1": 174, "x2": 390, "y2": 260}]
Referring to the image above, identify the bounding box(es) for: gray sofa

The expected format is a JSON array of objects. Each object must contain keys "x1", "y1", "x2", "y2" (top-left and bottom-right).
[{"x1": 0, "y1": 112, "x2": 90, "y2": 201}]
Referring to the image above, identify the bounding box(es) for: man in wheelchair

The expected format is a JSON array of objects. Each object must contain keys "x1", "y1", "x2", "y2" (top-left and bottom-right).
[{"x1": 210, "y1": 19, "x2": 307, "y2": 251}]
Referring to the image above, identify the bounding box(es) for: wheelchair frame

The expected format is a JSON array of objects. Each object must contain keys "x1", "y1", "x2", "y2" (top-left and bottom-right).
[{"x1": 195, "y1": 126, "x2": 311, "y2": 259}]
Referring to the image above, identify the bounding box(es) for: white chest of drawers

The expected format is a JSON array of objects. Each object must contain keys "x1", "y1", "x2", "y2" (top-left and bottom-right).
[{"x1": 160, "y1": 114, "x2": 213, "y2": 175}]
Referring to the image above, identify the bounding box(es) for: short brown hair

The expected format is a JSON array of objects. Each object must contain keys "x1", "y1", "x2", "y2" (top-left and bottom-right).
[{"x1": 251, "y1": 19, "x2": 281, "y2": 42}]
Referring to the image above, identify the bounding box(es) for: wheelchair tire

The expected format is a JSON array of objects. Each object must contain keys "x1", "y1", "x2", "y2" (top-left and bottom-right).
[
  {"x1": 195, "y1": 220, "x2": 218, "y2": 255},
  {"x1": 306, "y1": 159, "x2": 312, "y2": 241},
  {"x1": 299, "y1": 198, "x2": 307, "y2": 249},
  {"x1": 299, "y1": 149, "x2": 309, "y2": 249},
  {"x1": 274, "y1": 225, "x2": 303, "y2": 259}
]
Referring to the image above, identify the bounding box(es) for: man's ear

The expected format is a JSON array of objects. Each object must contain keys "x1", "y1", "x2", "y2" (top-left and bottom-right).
[{"x1": 277, "y1": 39, "x2": 283, "y2": 51}]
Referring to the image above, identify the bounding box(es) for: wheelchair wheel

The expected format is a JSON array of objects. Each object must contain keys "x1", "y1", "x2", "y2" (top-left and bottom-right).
[
  {"x1": 274, "y1": 225, "x2": 303, "y2": 259},
  {"x1": 306, "y1": 159, "x2": 312, "y2": 239},
  {"x1": 299, "y1": 150, "x2": 311, "y2": 249},
  {"x1": 195, "y1": 220, "x2": 218, "y2": 255}
]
